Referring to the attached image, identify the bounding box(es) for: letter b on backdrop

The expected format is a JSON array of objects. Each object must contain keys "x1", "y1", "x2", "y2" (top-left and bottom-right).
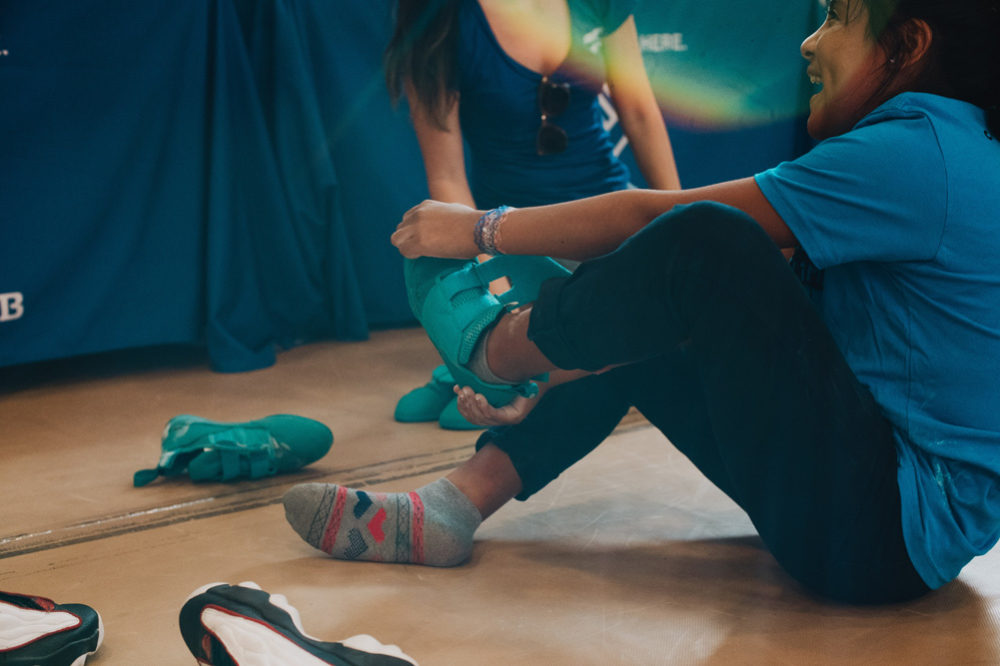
[{"x1": 0, "y1": 292, "x2": 24, "y2": 322}]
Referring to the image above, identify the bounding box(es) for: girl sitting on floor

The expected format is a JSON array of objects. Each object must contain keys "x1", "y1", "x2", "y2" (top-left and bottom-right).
[{"x1": 284, "y1": 0, "x2": 1000, "y2": 604}]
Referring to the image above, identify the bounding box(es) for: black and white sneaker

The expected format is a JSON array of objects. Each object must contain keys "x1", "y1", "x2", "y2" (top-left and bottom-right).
[
  {"x1": 179, "y1": 582, "x2": 418, "y2": 665},
  {"x1": 0, "y1": 590, "x2": 104, "y2": 666}
]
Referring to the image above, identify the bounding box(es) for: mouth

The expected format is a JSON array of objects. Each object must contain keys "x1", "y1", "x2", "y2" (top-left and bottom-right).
[{"x1": 808, "y1": 72, "x2": 824, "y2": 93}]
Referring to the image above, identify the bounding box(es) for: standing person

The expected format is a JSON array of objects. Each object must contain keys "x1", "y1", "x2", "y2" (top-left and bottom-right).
[
  {"x1": 385, "y1": 0, "x2": 680, "y2": 429},
  {"x1": 285, "y1": 0, "x2": 1000, "y2": 604}
]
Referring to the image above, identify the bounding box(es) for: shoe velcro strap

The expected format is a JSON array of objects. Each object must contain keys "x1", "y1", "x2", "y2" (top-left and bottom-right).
[
  {"x1": 219, "y1": 450, "x2": 243, "y2": 480},
  {"x1": 437, "y1": 263, "x2": 492, "y2": 293},
  {"x1": 247, "y1": 450, "x2": 274, "y2": 479},
  {"x1": 471, "y1": 256, "x2": 571, "y2": 308},
  {"x1": 434, "y1": 269, "x2": 504, "y2": 365}
]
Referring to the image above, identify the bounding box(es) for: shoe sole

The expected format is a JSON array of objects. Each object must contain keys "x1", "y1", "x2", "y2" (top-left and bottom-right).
[
  {"x1": 73, "y1": 615, "x2": 103, "y2": 666},
  {"x1": 180, "y1": 582, "x2": 417, "y2": 665}
]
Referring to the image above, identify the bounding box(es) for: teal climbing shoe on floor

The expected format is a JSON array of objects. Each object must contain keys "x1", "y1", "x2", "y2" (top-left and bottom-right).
[
  {"x1": 394, "y1": 365, "x2": 455, "y2": 422},
  {"x1": 404, "y1": 255, "x2": 570, "y2": 408},
  {"x1": 133, "y1": 414, "x2": 333, "y2": 486}
]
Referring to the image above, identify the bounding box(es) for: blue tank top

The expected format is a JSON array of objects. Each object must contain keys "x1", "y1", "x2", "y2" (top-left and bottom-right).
[{"x1": 454, "y1": 0, "x2": 635, "y2": 208}]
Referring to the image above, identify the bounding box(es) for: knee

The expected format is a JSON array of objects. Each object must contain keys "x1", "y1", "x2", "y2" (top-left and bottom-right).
[
  {"x1": 653, "y1": 202, "x2": 769, "y2": 249},
  {"x1": 639, "y1": 202, "x2": 783, "y2": 273}
]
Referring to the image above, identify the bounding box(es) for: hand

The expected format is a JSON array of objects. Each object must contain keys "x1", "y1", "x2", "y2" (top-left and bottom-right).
[
  {"x1": 453, "y1": 386, "x2": 540, "y2": 426},
  {"x1": 391, "y1": 200, "x2": 482, "y2": 259}
]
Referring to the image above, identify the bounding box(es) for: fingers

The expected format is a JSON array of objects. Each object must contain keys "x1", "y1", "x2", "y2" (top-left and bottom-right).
[
  {"x1": 390, "y1": 228, "x2": 417, "y2": 257},
  {"x1": 399, "y1": 199, "x2": 432, "y2": 228},
  {"x1": 393, "y1": 204, "x2": 429, "y2": 256},
  {"x1": 453, "y1": 386, "x2": 536, "y2": 426},
  {"x1": 392, "y1": 200, "x2": 481, "y2": 259},
  {"x1": 453, "y1": 386, "x2": 508, "y2": 425},
  {"x1": 389, "y1": 229, "x2": 414, "y2": 257},
  {"x1": 393, "y1": 200, "x2": 437, "y2": 257},
  {"x1": 454, "y1": 386, "x2": 494, "y2": 425}
]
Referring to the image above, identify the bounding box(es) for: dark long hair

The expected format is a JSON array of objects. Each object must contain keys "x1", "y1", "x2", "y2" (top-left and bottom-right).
[
  {"x1": 861, "y1": 0, "x2": 1000, "y2": 135},
  {"x1": 385, "y1": 0, "x2": 462, "y2": 129}
]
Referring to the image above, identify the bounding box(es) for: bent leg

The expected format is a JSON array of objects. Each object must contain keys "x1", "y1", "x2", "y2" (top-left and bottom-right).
[{"x1": 524, "y1": 202, "x2": 929, "y2": 603}]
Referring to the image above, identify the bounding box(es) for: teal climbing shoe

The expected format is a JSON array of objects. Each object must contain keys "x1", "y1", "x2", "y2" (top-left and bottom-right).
[
  {"x1": 404, "y1": 255, "x2": 569, "y2": 407},
  {"x1": 133, "y1": 414, "x2": 333, "y2": 487}
]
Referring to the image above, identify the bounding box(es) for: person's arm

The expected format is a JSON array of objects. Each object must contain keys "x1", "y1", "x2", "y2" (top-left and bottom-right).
[
  {"x1": 406, "y1": 83, "x2": 477, "y2": 206},
  {"x1": 392, "y1": 178, "x2": 796, "y2": 260},
  {"x1": 602, "y1": 16, "x2": 681, "y2": 190}
]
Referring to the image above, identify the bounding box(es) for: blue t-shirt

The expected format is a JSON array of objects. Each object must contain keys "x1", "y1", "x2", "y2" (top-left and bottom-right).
[
  {"x1": 454, "y1": 0, "x2": 634, "y2": 208},
  {"x1": 756, "y1": 93, "x2": 1000, "y2": 589}
]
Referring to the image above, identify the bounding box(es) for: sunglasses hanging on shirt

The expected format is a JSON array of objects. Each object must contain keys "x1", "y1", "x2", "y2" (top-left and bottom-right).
[{"x1": 536, "y1": 76, "x2": 571, "y2": 155}]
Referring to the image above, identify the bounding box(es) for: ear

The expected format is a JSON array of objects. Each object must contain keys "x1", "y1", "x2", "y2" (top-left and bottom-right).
[{"x1": 898, "y1": 18, "x2": 934, "y2": 68}]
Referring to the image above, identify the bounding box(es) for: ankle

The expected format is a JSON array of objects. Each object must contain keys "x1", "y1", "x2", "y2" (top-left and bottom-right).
[
  {"x1": 446, "y1": 445, "x2": 521, "y2": 519},
  {"x1": 467, "y1": 325, "x2": 517, "y2": 386},
  {"x1": 485, "y1": 309, "x2": 543, "y2": 382}
]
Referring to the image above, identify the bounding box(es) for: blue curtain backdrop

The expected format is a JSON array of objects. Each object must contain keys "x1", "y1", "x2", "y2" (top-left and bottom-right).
[{"x1": 0, "y1": 0, "x2": 820, "y2": 372}]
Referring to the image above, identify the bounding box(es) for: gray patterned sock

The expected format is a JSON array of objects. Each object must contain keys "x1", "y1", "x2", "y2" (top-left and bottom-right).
[{"x1": 283, "y1": 478, "x2": 482, "y2": 567}]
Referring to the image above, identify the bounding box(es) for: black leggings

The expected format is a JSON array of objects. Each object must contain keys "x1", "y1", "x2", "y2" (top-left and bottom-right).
[{"x1": 477, "y1": 202, "x2": 930, "y2": 604}]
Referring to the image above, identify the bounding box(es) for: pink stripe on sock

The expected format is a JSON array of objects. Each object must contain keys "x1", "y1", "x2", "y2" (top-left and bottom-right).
[
  {"x1": 409, "y1": 491, "x2": 425, "y2": 564},
  {"x1": 368, "y1": 507, "x2": 387, "y2": 543},
  {"x1": 321, "y1": 486, "x2": 349, "y2": 553}
]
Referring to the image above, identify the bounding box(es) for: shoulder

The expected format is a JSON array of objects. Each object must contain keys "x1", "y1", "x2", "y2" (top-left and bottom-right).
[
  {"x1": 794, "y1": 95, "x2": 950, "y2": 175},
  {"x1": 571, "y1": 0, "x2": 637, "y2": 34},
  {"x1": 854, "y1": 93, "x2": 987, "y2": 146},
  {"x1": 817, "y1": 92, "x2": 991, "y2": 182},
  {"x1": 759, "y1": 106, "x2": 946, "y2": 210},
  {"x1": 756, "y1": 97, "x2": 950, "y2": 266}
]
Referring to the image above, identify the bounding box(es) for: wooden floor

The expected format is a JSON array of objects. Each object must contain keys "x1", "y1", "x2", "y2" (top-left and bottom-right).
[{"x1": 2, "y1": 328, "x2": 998, "y2": 665}]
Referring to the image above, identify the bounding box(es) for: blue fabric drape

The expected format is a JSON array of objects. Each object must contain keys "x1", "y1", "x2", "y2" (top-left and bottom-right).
[
  {"x1": 0, "y1": 0, "x2": 422, "y2": 371},
  {"x1": 1, "y1": 0, "x2": 210, "y2": 365},
  {"x1": 286, "y1": 1, "x2": 428, "y2": 326}
]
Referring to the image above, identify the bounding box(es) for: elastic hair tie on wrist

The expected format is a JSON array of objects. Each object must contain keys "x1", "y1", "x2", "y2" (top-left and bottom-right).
[{"x1": 474, "y1": 205, "x2": 513, "y2": 255}]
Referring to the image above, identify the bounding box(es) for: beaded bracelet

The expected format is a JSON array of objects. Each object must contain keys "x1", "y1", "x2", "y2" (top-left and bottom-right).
[{"x1": 473, "y1": 205, "x2": 513, "y2": 255}]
